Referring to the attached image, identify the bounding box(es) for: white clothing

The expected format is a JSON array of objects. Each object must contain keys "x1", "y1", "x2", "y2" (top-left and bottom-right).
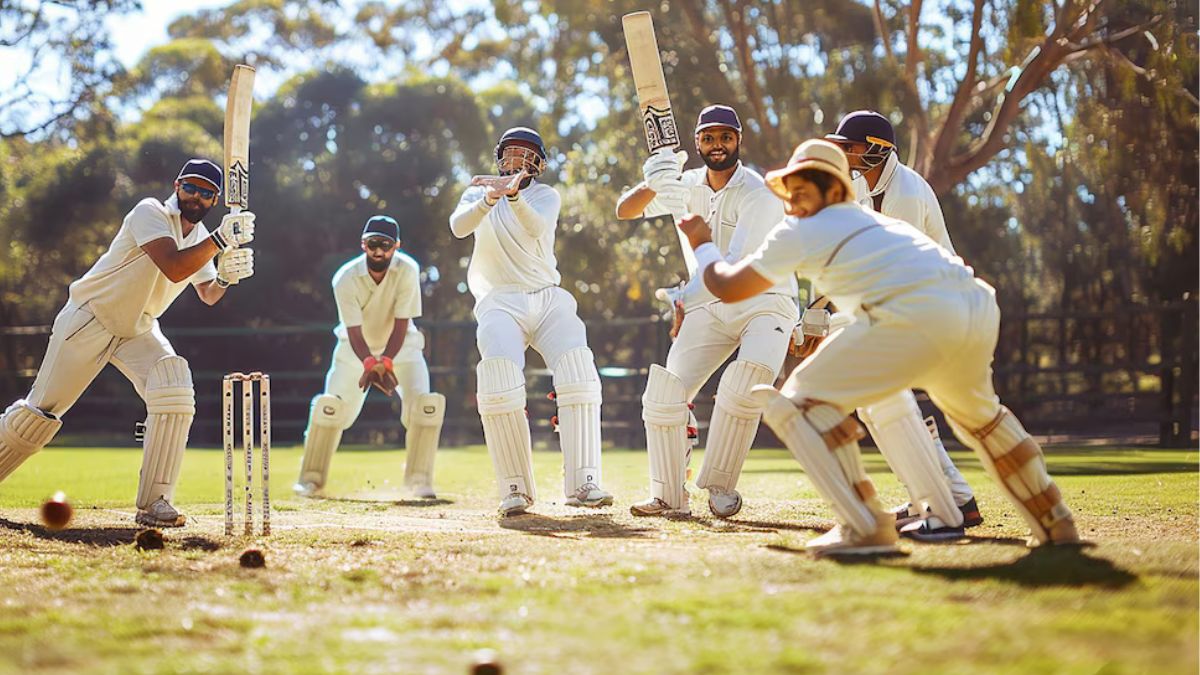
[
  {"x1": 474, "y1": 287, "x2": 589, "y2": 370},
  {"x1": 68, "y1": 194, "x2": 217, "y2": 338},
  {"x1": 644, "y1": 162, "x2": 797, "y2": 308},
  {"x1": 852, "y1": 154, "x2": 954, "y2": 253},
  {"x1": 448, "y1": 182, "x2": 563, "y2": 307},
  {"x1": 320, "y1": 339, "x2": 430, "y2": 430},
  {"x1": 331, "y1": 252, "x2": 423, "y2": 354}
]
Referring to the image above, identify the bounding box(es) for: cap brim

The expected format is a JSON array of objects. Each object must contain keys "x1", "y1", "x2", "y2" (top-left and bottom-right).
[
  {"x1": 823, "y1": 134, "x2": 855, "y2": 144},
  {"x1": 177, "y1": 174, "x2": 221, "y2": 192},
  {"x1": 362, "y1": 233, "x2": 397, "y2": 241},
  {"x1": 695, "y1": 123, "x2": 741, "y2": 133},
  {"x1": 764, "y1": 158, "x2": 854, "y2": 200}
]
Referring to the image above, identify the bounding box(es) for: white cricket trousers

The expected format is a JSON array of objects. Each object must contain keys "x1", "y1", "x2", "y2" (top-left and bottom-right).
[
  {"x1": 320, "y1": 337, "x2": 430, "y2": 429},
  {"x1": 475, "y1": 286, "x2": 589, "y2": 370}
]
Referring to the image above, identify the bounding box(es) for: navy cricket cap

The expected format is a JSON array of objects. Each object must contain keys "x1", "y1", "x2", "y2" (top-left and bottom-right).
[
  {"x1": 825, "y1": 111, "x2": 896, "y2": 148},
  {"x1": 362, "y1": 215, "x2": 400, "y2": 242},
  {"x1": 176, "y1": 159, "x2": 223, "y2": 192},
  {"x1": 695, "y1": 105, "x2": 741, "y2": 133}
]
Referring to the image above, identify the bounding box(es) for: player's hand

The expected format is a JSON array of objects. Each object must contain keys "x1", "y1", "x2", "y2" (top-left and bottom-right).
[
  {"x1": 789, "y1": 325, "x2": 824, "y2": 359},
  {"x1": 642, "y1": 149, "x2": 687, "y2": 192},
  {"x1": 210, "y1": 211, "x2": 255, "y2": 251},
  {"x1": 484, "y1": 171, "x2": 525, "y2": 203},
  {"x1": 669, "y1": 300, "x2": 685, "y2": 340},
  {"x1": 216, "y1": 248, "x2": 254, "y2": 287},
  {"x1": 677, "y1": 213, "x2": 713, "y2": 250},
  {"x1": 654, "y1": 182, "x2": 690, "y2": 217}
]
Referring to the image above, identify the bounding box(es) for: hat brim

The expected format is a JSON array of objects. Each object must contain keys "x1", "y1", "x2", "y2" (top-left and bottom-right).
[
  {"x1": 361, "y1": 233, "x2": 398, "y2": 241},
  {"x1": 694, "y1": 123, "x2": 741, "y2": 134},
  {"x1": 177, "y1": 174, "x2": 222, "y2": 192},
  {"x1": 764, "y1": 158, "x2": 854, "y2": 201}
]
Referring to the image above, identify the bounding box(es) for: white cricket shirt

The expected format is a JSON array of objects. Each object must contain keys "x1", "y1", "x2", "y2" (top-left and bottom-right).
[
  {"x1": 67, "y1": 194, "x2": 217, "y2": 338},
  {"x1": 448, "y1": 181, "x2": 563, "y2": 305},
  {"x1": 332, "y1": 251, "x2": 422, "y2": 354},
  {"x1": 852, "y1": 153, "x2": 954, "y2": 253}
]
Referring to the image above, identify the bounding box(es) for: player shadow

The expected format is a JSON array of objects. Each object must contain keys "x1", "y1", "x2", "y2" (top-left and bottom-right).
[
  {"x1": 692, "y1": 516, "x2": 830, "y2": 534},
  {"x1": 322, "y1": 496, "x2": 455, "y2": 508},
  {"x1": 910, "y1": 545, "x2": 1136, "y2": 588},
  {"x1": 0, "y1": 517, "x2": 138, "y2": 547},
  {"x1": 763, "y1": 542, "x2": 911, "y2": 561},
  {"x1": 498, "y1": 513, "x2": 657, "y2": 539}
]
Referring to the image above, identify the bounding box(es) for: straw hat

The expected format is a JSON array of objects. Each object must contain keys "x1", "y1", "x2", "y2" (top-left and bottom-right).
[{"x1": 764, "y1": 139, "x2": 854, "y2": 200}]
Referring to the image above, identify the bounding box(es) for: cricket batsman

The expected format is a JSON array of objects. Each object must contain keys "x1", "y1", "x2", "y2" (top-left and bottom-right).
[
  {"x1": 0, "y1": 159, "x2": 256, "y2": 527},
  {"x1": 616, "y1": 105, "x2": 798, "y2": 518},
  {"x1": 675, "y1": 139, "x2": 1080, "y2": 555},
  {"x1": 449, "y1": 126, "x2": 613, "y2": 516},
  {"x1": 294, "y1": 215, "x2": 445, "y2": 499}
]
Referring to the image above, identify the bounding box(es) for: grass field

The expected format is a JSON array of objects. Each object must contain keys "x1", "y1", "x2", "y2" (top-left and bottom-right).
[{"x1": 0, "y1": 444, "x2": 1196, "y2": 674}]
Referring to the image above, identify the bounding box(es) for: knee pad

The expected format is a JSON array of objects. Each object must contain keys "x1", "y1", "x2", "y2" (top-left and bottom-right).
[
  {"x1": 310, "y1": 394, "x2": 346, "y2": 429},
  {"x1": 146, "y1": 356, "x2": 195, "y2": 416},
  {"x1": 477, "y1": 358, "x2": 526, "y2": 415}
]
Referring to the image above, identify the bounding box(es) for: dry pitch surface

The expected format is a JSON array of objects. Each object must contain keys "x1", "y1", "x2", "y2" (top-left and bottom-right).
[{"x1": 0, "y1": 445, "x2": 1196, "y2": 674}]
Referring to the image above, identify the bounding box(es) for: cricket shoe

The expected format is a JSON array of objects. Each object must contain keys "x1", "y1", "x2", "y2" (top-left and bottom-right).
[
  {"x1": 565, "y1": 483, "x2": 613, "y2": 508},
  {"x1": 629, "y1": 497, "x2": 690, "y2": 517},
  {"x1": 892, "y1": 497, "x2": 983, "y2": 530},
  {"x1": 805, "y1": 519, "x2": 899, "y2": 557},
  {"x1": 899, "y1": 516, "x2": 966, "y2": 542},
  {"x1": 1028, "y1": 516, "x2": 1086, "y2": 548},
  {"x1": 292, "y1": 481, "x2": 323, "y2": 498},
  {"x1": 135, "y1": 497, "x2": 187, "y2": 528},
  {"x1": 499, "y1": 492, "x2": 534, "y2": 517},
  {"x1": 707, "y1": 487, "x2": 743, "y2": 518},
  {"x1": 410, "y1": 484, "x2": 437, "y2": 499}
]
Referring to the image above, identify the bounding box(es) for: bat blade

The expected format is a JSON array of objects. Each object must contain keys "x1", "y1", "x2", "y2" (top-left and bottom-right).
[
  {"x1": 223, "y1": 64, "x2": 255, "y2": 214},
  {"x1": 622, "y1": 11, "x2": 679, "y2": 153}
]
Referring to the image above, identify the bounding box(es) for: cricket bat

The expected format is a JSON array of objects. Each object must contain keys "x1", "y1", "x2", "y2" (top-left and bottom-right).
[
  {"x1": 224, "y1": 64, "x2": 255, "y2": 216},
  {"x1": 622, "y1": 11, "x2": 679, "y2": 153}
]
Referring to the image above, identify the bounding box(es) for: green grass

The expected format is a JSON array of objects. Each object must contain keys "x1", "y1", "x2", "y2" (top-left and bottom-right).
[{"x1": 0, "y1": 444, "x2": 1196, "y2": 674}]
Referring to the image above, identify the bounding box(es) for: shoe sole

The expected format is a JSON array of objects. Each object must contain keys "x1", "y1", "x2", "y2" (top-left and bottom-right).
[
  {"x1": 630, "y1": 507, "x2": 689, "y2": 517},
  {"x1": 810, "y1": 544, "x2": 900, "y2": 557},
  {"x1": 135, "y1": 513, "x2": 186, "y2": 528},
  {"x1": 567, "y1": 497, "x2": 614, "y2": 508},
  {"x1": 902, "y1": 528, "x2": 966, "y2": 543}
]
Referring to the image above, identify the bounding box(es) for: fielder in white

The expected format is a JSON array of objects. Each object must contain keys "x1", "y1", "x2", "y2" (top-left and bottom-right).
[
  {"x1": 449, "y1": 126, "x2": 613, "y2": 516},
  {"x1": 0, "y1": 159, "x2": 256, "y2": 527},
  {"x1": 818, "y1": 110, "x2": 982, "y2": 538},
  {"x1": 616, "y1": 105, "x2": 798, "y2": 517},
  {"x1": 675, "y1": 139, "x2": 1081, "y2": 555},
  {"x1": 295, "y1": 215, "x2": 444, "y2": 499}
]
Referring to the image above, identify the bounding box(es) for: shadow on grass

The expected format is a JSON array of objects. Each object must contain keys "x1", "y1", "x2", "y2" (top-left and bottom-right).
[
  {"x1": 764, "y1": 543, "x2": 911, "y2": 562},
  {"x1": 912, "y1": 545, "x2": 1137, "y2": 588},
  {"x1": 0, "y1": 517, "x2": 138, "y2": 547},
  {"x1": 322, "y1": 496, "x2": 455, "y2": 508},
  {"x1": 693, "y1": 517, "x2": 829, "y2": 534},
  {"x1": 498, "y1": 513, "x2": 656, "y2": 539}
]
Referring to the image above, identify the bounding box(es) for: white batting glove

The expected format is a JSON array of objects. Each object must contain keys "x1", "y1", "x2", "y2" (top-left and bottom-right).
[
  {"x1": 642, "y1": 149, "x2": 688, "y2": 193},
  {"x1": 216, "y1": 248, "x2": 254, "y2": 287},
  {"x1": 210, "y1": 211, "x2": 256, "y2": 251},
  {"x1": 651, "y1": 181, "x2": 690, "y2": 217}
]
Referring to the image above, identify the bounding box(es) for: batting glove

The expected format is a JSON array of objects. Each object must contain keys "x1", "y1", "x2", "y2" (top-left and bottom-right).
[
  {"x1": 209, "y1": 211, "x2": 256, "y2": 251},
  {"x1": 642, "y1": 149, "x2": 688, "y2": 193},
  {"x1": 215, "y1": 248, "x2": 254, "y2": 287},
  {"x1": 650, "y1": 181, "x2": 690, "y2": 217}
]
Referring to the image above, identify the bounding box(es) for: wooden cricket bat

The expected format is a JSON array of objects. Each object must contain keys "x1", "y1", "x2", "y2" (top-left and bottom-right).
[
  {"x1": 224, "y1": 64, "x2": 255, "y2": 215},
  {"x1": 622, "y1": 11, "x2": 679, "y2": 153}
]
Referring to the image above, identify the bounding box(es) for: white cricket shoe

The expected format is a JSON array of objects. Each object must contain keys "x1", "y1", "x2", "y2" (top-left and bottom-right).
[
  {"x1": 629, "y1": 497, "x2": 690, "y2": 517},
  {"x1": 499, "y1": 493, "x2": 534, "y2": 517},
  {"x1": 411, "y1": 484, "x2": 437, "y2": 499},
  {"x1": 565, "y1": 483, "x2": 613, "y2": 508},
  {"x1": 707, "y1": 487, "x2": 743, "y2": 518},
  {"x1": 135, "y1": 497, "x2": 187, "y2": 528},
  {"x1": 805, "y1": 520, "x2": 899, "y2": 557},
  {"x1": 292, "y1": 481, "x2": 322, "y2": 498}
]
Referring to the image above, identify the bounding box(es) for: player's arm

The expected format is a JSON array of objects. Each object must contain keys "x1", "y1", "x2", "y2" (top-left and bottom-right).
[
  {"x1": 615, "y1": 182, "x2": 656, "y2": 219},
  {"x1": 381, "y1": 318, "x2": 409, "y2": 360},
  {"x1": 449, "y1": 187, "x2": 494, "y2": 238},
  {"x1": 141, "y1": 237, "x2": 221, "y2": 283},
  {"x1": 509, "y1": 185, "x2": 560, "y2": 237},
  {"x1": 193, "y1": 279, "x2": 227, "y2": 305},
  {"x1": 617, "y1": 151, "x2": 689, "y2": 219},
  {"x1": 677, "y1": 214, "x2": 773, "y2": 303}
]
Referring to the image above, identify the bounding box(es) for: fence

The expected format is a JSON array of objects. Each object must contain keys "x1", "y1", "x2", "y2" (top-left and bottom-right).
[{"x1": 0, "y1": 302, "x2": 1194, "y2": 449}]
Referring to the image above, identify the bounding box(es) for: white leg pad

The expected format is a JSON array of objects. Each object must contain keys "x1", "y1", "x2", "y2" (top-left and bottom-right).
[
  {"x1": 641, "y1": 364, "x2": 691, "y2": 509},
  {"x1": 755, "y1": 387, "x2": 880, "y2": 535},
  {"x1": 697, "y1": 360, "x2": 774, "y2": 492},
  {"x1": 947, "y1": 407, "x2": 1072, "y2": 544},
  {"x1": 859, "y1": 391, "x2": 963, "y2": 527},
  {"x1": 404, "y1": 392, "x2": 444, "y2": 489},
  {"x1": 926, "y1": 416, "x2": 974, "y2": 504},
  {"x1": 477, "y1": 358, "x2": 535, "y2": 500},
  {"x1": 552, "y1": 347, "x2": 603, "y2": 496},
  {"x1": 0, "y1": 400, "x2": 62, "y2": 482},
  {"x1": 136, "y1": 356, "x2": 195, "y2": 509},
  {"x1": 300, "y1": 394, "x2": 345, "y2": 488}
]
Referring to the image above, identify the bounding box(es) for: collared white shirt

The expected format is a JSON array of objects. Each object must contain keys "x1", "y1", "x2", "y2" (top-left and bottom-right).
[
  {"x1": 332, "y1": 251, "x2": 422, "y2": 354},
  {"x1": 852, "y1": 153, "x2": 954, "y2": 253},
  {"x1": 67, "y1": 194, "x2": 217, "y2": 338},
  {"x1": 645, "y1": 162, "x2": 798, "y2": 307}
]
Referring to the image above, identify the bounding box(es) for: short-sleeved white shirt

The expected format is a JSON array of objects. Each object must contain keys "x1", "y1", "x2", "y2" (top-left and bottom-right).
[
  {"x1": 67, "y1": 194, "x2": 217, "y2": 338},
  {"x1": 644, "y1": 162, "x2": 797, "y2": 306},
  {"x1": 746, "y1": 202, "x2": 975, "y2": 316},
  {"x1": 332, "y1": 250, "x2": 422, "y2": 354}
]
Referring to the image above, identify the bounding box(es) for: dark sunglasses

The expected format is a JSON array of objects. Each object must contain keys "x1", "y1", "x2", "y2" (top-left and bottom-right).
[
  {"x1": 364, "y1": 238, "x2": 395, "y2": 251},
  {"x1": 179, "y1": 182, "x2": 218, "y2": 200}
]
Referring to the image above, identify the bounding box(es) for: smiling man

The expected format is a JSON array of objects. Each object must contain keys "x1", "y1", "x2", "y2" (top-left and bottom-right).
[
  {"x1": 295, "y1": 215, "x2": 445, "y2": 500},
  {"x1": 0, "y1": 158, "x2": 256, "y2": 528},
  {"x1": 674, "y1": 139, "x2": 1081, "y2": 555}
]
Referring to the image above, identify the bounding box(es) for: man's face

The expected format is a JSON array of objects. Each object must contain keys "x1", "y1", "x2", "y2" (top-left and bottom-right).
[
  {"x1": 781, "y1": 174, "x2": 831, "y2": 218},
  {"x1": 362, "y1": 237, "x2": 397, "y2": 272},
  {"x1": 696, "y1": 126, "x2": 740, "y2": 171},
  {"x1": 497, "y1": 141, "x2": 544, "y2": 176},
  {"x1": 175, "y1": 177, "x2": 218, "y2": 223},
  {"x1": 838, "y1": 141, "x2": 872, "y2": 173}
]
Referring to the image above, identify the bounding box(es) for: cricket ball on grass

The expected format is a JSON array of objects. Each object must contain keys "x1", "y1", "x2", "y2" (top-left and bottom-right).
[
  {"x1": 239, "y1": 547, "x2": 266, "y2": 568},
  {"x1": 40, "y1": 491, "x2": 73, "y2": 530},
  {"x1": 470, "y1": 649, "x2": 503, "y2": 675},
  {"x1": 135, "y1": 528, "x2": 165, "y2": 550}
]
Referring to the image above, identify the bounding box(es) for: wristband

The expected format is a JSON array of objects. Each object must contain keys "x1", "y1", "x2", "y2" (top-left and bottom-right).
[
  {"x1": 506, "y1": 193, "x2": 519, "y2": 202},
  {"x1": 482, "y1": 195, "x2": 497, "y2": 208},
  {"x1": 694, "y1": 242, "x2": 721, "y2": 275},
  {"x1": 209, "y1": 231, "x2": 228, "y2": 250},
  {"x1": 380, "y1": 356, "x2": 393, "y2": 370},
  {"x1": 215, "y1": 276, "x2": 230, "y2": 289},
  {"x1": 363, "y1": 356, "x2": 379, "y2": 372}
]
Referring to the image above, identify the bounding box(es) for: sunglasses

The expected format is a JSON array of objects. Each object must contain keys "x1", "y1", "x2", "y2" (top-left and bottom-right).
[
  {"x1": 179, "y1": 182, "x2": 218, "y2": 200},
  {"x1": 364, "y1": 238, "x2": 395, "y2": 251}
]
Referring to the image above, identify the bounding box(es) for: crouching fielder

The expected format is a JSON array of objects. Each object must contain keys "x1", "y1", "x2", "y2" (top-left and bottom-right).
[
  {"x1": 295, "y1": 216, "x2": 444, "y2": 498},
  {"x1": 450, "y1": 126, "x2": 613, "y2": 516},
  {"x1": 676, "y1": 139, "x2": 1080, "y2": 555}
]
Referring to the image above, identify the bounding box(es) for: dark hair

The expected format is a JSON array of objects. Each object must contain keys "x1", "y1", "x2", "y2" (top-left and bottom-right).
[{"x1": 794, "y1": 168, "x2": 841, "y2": 197}]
